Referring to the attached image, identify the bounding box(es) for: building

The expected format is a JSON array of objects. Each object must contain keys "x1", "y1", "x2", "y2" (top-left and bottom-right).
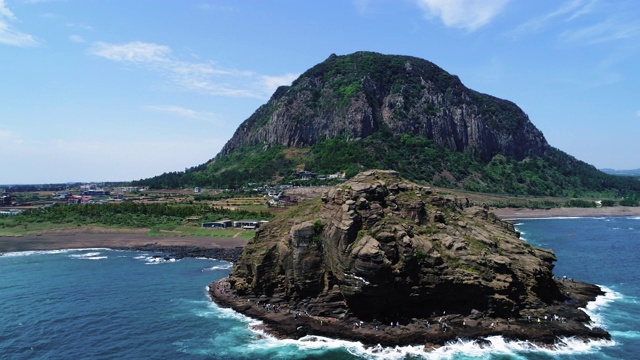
[
  {"x1": 233, "y1": 220, "x2": 262, "y2": 229},
  {"x1": 202, "y1": 220, "x2": 233, "y2": 229}
]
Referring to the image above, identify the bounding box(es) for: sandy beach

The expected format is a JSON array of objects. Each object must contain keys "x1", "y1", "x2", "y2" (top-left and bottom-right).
[{"x1": 2, "y1": 207, "x2": 639, "y2": 254}]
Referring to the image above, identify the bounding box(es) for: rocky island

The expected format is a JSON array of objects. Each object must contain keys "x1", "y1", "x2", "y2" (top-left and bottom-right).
[{"x1": 210, "y1": 170, "x2": 610, "y2": 347}]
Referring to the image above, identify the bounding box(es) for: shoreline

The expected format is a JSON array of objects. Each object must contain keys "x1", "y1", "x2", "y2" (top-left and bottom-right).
[
  {"x1": 491, "y1": 206, "x2": 640, "y2": 219},
  {"x1": 1, "y1": 211, "x2": 620, "y2": 348},
  {"x1": 0, "y1": 227, "x2": 248, "y2": 261},
  {"x1": 2, "y1": 207, "x2": 638, "y2": 255},
  {"x1": 209, "y1": 277, "x2": 610, "y2": 348}
]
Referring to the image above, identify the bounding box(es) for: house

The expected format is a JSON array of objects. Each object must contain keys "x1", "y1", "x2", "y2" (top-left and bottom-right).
[
  {"x1": 233, "y1": 220, "x2": 262, "y2": 229},
  {"x1": 67, "y1": 196, "x2": 82, "y2": 205},
  {"x1": 202, "y1": 220, "x2": 233, "y2": 229},
  {"x1": 293, "y1": 170, "x2": 316, "y2": 180}
]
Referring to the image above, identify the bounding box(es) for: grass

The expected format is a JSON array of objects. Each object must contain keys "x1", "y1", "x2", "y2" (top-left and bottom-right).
[
  {"x1": 0, "y1": 222, "x2": 76, "y2": 236},
  {"x1": 0, "y1": 218, "x2": 256, "y2": 239}
]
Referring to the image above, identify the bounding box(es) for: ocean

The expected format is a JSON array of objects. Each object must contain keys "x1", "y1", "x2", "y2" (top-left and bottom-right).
[{"x1": 0, "y1": 217, "x2": 638, "y2": 359}]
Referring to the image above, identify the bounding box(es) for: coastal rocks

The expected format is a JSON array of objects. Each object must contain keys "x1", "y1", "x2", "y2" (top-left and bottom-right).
[
  {"x1": 125, "y1": 244, "x2": 243, "y2": 262},
  {"x1": 209, "y1": 170, "x2": 610, "y2": 347}
]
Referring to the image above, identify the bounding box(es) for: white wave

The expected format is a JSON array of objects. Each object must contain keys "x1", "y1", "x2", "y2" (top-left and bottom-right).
[
  {"x1": 143, "y1": 256, "x2": 179, "y2": 265},
  {"x1": 69, "y1": 252, "x2": 101, "y2": 258},
  {"x1": 68, "y1": 251, "x2": 110, "y2": 260},
  {"x1": 582, "y1": 285, "x2": 623, "y2": 329},
  {"x1": 1, "y1": 249, "x2": 74, "y2": 257},
  {"x1": 210, "y1": 302, "x2": 263, "y2": 327},
  {"x1": 238, "y1": 332, "x2": 615, "y2": 359},
  {"x1": 133, "y1": 254, "x2": 179, "y2": 264},
  {"x1": 203, "y1": 263, "x2": 233, "y2": 271},
  {"x1": 1, "y1": 248, "x2": 110, "y2": 257},
  {"x1": 203, "y1": 302, "x2": 616, "y2": 359}
]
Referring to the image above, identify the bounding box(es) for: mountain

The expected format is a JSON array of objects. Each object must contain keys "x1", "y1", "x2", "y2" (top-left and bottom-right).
[
  {"x1": 209, "y1": 170, "x2": 610, "y2": 346},
  {"x1": 134, "y1": 52, "x2": 640, "y2": 198}
]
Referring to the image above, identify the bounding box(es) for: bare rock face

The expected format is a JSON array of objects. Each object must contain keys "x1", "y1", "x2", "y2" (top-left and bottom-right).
[
  {"x1": 211, "y1": 170, "x2": 609, "y2": 346},
  {"x1": 219, "y1": 52, "x2": 549, "y2": 163}
]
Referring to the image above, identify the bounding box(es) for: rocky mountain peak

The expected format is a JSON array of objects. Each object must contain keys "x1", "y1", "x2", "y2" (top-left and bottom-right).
[{"x1": 219, "y1": 52, "x2": 549, "y2": 162}]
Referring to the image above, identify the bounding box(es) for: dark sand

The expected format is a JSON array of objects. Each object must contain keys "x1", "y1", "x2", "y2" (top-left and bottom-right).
[
  {"x1": 491, "y1": 206, "x2": 640, "y2": 219},
  {"x1": 0, "y1": 227, "x2": 248, "y2": 253}
]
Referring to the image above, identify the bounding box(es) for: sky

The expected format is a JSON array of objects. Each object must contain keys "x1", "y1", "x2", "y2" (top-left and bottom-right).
[{"x1": 1, "y1": 0, "x2": 639, "y2": 184}]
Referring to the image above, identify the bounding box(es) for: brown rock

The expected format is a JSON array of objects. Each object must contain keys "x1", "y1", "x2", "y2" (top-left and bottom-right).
[{"x1": 210, "y1": 170, "x2": 609, "y2": 347}]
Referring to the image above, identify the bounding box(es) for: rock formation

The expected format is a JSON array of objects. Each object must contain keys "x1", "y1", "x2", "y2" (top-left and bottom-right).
[
  {"x1": 210, "y1": 170, "x2": 610, "y2": 347},
  {"x1": 219, "y1": 52, "x2": 548, "y2": 163},
  {"x1": 134, "y1": 51, "x2": 640, "y2": 198}
]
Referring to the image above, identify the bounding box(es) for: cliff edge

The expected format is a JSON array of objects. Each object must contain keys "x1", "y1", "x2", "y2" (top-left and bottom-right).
[{"x1": 210, "y1": 170, "x2": 609, "y2": 347}]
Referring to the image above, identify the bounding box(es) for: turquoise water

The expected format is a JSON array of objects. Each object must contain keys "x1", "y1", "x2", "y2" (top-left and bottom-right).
[{"x1": 0, "y1": 217, "x2": 638, "y2": 359}]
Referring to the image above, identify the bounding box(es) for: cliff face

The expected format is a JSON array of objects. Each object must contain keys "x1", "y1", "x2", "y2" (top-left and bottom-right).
[
  {"x1": 225, "y1": 170, "x2": 562, "y2": 320},
  {"x1": 220, "y1": 52, "x2": 549, "y2": 162}
]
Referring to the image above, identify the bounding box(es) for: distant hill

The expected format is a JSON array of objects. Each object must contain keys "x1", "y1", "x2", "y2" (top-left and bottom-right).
[
  {"x1": 134, "y1": 52, "x2": 640, "y2": 198},
  {"x1": 600, "y1": 168, "x2": 640, "y2": 176}
]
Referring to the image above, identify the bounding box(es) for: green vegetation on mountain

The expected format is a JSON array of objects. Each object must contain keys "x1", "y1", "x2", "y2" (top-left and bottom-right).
[{"x1": 133, "y1": 52, "x2": 640, "y2": 200}]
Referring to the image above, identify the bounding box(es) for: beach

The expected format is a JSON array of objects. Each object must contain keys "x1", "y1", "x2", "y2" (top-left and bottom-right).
[
  {"x1": 0, "y1": 227, "x2": 249, "y2": 255},
  {"x1": 491, "y1": 206, "x2": 640, "y2": 219}
]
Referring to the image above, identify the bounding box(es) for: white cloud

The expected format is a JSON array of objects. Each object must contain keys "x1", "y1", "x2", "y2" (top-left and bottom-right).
[
  {"x1": 0, "y1": 0, "x2": 39, "y2": 47},
  {"x1": 510, "y1": 0, "x2": 640, "y2": 44},
  {"x1": 143, "y1": 105, "x2": 218, "y2": 122},
  {"x1": 415, "y1": 0, "x2": 510, "y2": 31},
  {"x1": 0, "y1": 129, "x2": 23, "y2": 147},
  {"x1": 89, "y1": 41, "x2": 297, "y2": 99},
  {"x1": 0, "y1": 129, "x2": 15, "y2": 139},
  {"x1": 69, "y1": 34, "x2": 84, "y2": 43},
  {"x1": 66, "y1": 22, "x2": 93, "y2": 30},
  {"x1": 636, "y1": 110, "x2": 640, "y2": 118},
  {"x1": 560, "y1": 19, "x2": 640, "y2": 44},
  {"x1": 509, "y1": 0, "x2": 590, "y2": 37},
  {"x1": 90, "y1": 41, "x2": 171, "y2": 63}
]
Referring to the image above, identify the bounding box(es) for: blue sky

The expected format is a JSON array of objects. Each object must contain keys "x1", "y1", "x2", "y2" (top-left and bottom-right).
[{"x1": 1, "y1": 0, "x2": 639, "y2": 184}]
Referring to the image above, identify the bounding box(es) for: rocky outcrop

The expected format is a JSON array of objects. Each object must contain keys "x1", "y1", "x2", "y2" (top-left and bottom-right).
[
  {"x1": 210, "y1": 170, "x2": 609, "y2": 347},
  {"x1": 219, "y1": 52, "x2": 549, "y2": 162}
]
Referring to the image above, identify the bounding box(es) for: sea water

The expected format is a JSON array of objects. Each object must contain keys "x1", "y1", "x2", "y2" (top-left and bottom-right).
[{"x1": 0, "y1": 217, "x2": 638, "y2": 359}]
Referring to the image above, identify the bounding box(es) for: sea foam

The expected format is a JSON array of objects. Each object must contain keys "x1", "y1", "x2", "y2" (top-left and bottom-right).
[
  {"x1": 68, "y1": 251, "x2": 108, "y2": 260},
  {"x1": 1, "y1": 248, "x2": 110, "y2": 257},
  {"x1": 204, "y1": 298, "x2": 616, "y2": 360},
  {"x1": 241, "y1": 332, "x2": 615, "y2": 360},
  {"x1": 203, "y1": 263, "x2": 233, "y2": 271},
  {"x1": 582, "y1": 285, "x2": 622, "y2": 329}
]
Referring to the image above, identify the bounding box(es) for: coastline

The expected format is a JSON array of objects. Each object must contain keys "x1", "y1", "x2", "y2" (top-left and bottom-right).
[
  {"x1": 2, "y1": 207, "x2": 638, "y2": 255},
  {"x1": 0, "y1": 227, "x2": 248, "y2": 261},
  {"x1": 491, "y1": 206, "x2": 640, "y2": 219},
  {"x1": 209, "y1": 276, "x2": 610, "y2": 348},
  {"x1": 1, "y1": 209, "x2": 624, "y2": 349}
]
